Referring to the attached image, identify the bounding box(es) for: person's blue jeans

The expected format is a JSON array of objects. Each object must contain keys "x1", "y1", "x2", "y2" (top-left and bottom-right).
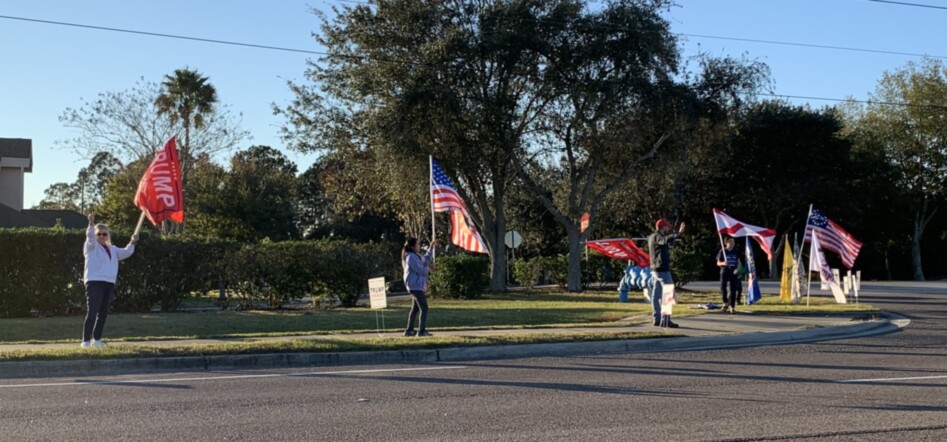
[
  {"x1": 84, "y1": 281, "x2": 115, "y2": 342},
  {"x1": 650, "y1": 271, "x2": 673, "y2": 323},
  {"x1": 406, "y1": 290, "x2": 429, "y2": 333}
]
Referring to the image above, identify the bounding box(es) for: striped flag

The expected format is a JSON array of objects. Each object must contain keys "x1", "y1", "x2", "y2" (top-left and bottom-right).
[
  {"x1": 713, "y1": 209, "x2": 776, "y2": 260},
  {"x1": 450, "y1": 211, "x2": 488, "y2": 254},
  {"x1": 431, "y1": 158, "x2": 488, "y2": 254},
  {"x1": 809, "y1": 230, "x2": 847, "y2": 303},
  {"x1": 803, "y1": 207, "x2": 862, "y2": 269}
]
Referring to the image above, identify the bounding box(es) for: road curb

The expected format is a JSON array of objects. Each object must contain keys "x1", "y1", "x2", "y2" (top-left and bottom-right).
[{"x1": 0, "y1": 315, "x2": 908, "y2": 379}]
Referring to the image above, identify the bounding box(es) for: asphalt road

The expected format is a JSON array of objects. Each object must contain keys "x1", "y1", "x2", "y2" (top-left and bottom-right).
[{"x1": 1, "y1": 282, "x2": 945, "y2": 441}]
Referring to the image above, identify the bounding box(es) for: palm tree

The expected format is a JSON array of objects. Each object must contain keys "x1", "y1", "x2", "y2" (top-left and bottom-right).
[{"x1": 155, "y1": 68, "x2": 218, "y2": 231}]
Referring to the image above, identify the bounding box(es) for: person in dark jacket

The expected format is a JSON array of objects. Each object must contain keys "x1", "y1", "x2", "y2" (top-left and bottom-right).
[
  {"x1": 402, "y1": 237, "x2": 435, "y2": 337},
  {"x1": 716, "y1": 236, "x2": 743, "y2": 313},
  {"x1": 648, "y1": 218, "x2": 685, "y2": 327}
]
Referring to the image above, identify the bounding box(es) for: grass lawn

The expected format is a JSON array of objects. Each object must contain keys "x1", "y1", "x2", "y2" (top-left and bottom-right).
[
  {"x1": 0, "y1": 290, "x2": 876, "y2": 345},
  {"x1": 0, "y1": 330, "x2": 673, "y2": 362}
]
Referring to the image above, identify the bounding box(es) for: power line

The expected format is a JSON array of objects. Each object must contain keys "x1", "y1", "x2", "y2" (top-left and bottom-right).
[
  {"x1": 677, "y1": 33, "x2": 947, "y2": 61},
  {"x1": 0, "y1": 14, "x2": 328, "y2": 56},
  {"x1": 2, "y1": 12, "x2": 945, "y2": 111},
  {"x1": 866, "y1": 0, "x2": 947, "y2": 10},
  {"x1": 760, "y1": 93, "x2": 947, "y2": 111}
]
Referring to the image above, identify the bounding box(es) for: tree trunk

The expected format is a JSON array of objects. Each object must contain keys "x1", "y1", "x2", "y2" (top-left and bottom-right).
[
  {"x1": 566, "y1": 226, "x2": 583, "y2": 292},
  {"x1": 487, "y1": 185, "x2": 507, "y2": 293},
  {"x1": 911, "y1": 213, "x2": 925, "y2": 281}
]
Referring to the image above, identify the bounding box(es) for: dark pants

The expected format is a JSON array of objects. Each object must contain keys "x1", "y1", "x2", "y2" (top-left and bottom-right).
[
  {"x1": 720, "y1": 270, "x2": 739, "y2": 308},
  {"x1": 406, "y1": 290, "x2": 429, "y2": 332},
  {"x1": 84, "y1": 281, "x2": 115, "y2": 342}
]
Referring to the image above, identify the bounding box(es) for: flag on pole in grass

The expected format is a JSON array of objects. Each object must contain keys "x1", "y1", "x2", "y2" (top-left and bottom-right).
[
  {"x1": 779, "y1": 235, "x2": 793, "y2": 302},
  {"x1": 713, "y1": 209, "x2": 776, "y2": 260},
  {"x1": 809, "y1": 230, "x2": 847, "y2": 303},
  {"x1": 804, "y1": 208, "x2": 862, "y2": 269},
  {"x1": 745, "y1": 237, "x2": 762, "y2": 305},
  {"x1": 134, "y1": 137, "x2": 184, "y2": 225},
  {"x1": 430, "y1": 158, "x2": 488, "y2": 254},
  {"x1": 791, "y1": 234, "x2": 805, "y2": 304}
]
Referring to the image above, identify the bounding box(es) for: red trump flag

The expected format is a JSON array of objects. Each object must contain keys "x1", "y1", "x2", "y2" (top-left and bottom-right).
[{"x1": 134, "y1": 137, "x2": 184, "y2": 225}]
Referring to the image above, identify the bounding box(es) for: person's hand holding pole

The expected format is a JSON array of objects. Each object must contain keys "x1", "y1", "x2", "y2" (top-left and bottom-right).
[
  {"x1": 87, "y1": 213, "x2": 95, "y2": 227},
  {"x1": 678, "y1": 222, "x2": 686, "y2": 235}
]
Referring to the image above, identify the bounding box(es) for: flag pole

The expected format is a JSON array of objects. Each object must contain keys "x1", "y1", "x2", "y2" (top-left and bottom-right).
[
  {"x1": 132, "y1": 211, "x2": 147, "y2": 237},
  {"x1": 429, "y1": 155, "x2": 436, "y2": 261},
  {"x1": 714, "y1": 211, "x2": 727, "y2": 263},
  {"x1": 803, "y1": 204, "x2": 813, "y2": 308}
]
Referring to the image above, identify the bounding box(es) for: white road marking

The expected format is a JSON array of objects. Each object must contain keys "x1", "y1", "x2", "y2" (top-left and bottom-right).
[
  {"x1": 0, "y1": 365, "x2": 466, "y2": 389},
  {"x1": 837, "y1": 374, "x2": 947, "y2": 383}
]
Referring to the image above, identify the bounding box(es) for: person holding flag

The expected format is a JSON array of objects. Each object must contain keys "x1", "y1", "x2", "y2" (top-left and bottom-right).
[
  {"x1": 402, "y1": 237, "x2": 436, "y2": 337},
  {"x1": 716, "y1": 236, "x2": 743, "y2": 313},
  {"x1": 648, "y1": 218, "x2": 685, "y2": 327},
  {"x1": 81, "y1": 213, "x2": 138, "y2": 348}
]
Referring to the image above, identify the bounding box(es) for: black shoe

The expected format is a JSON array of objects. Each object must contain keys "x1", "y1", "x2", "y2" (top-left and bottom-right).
[
  {"x1": 416, "y1": 331, "x2": 432, "y2": 337},
  {"x1": 403, "y1": 330, "x2": 416, "y2": 337},
  {"x1": 665, "y1": 320, "x2": 680, "y2": 328},
  {"x1": 653, "y1": 320, "x2": 661, "y2": 326}
]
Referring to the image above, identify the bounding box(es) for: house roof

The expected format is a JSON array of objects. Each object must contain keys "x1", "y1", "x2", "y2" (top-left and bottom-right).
[
  {"x1": 22, "y1": 209, "x2": 88, "y2": 229},
  {"x1": 0, "y1": 138, "x2": 32, "y2": 173},
  {"x1": 0, "y1": 203, "x2": 86, "y2": 229},
  {"x1": 0, "y1": 203, "x2": 51, "y2": 228}
]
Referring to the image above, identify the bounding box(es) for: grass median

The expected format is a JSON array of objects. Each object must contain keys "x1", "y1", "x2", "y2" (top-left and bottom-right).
[{"x1": 0, "y1": 290, "x2": 876, "y2": 361}]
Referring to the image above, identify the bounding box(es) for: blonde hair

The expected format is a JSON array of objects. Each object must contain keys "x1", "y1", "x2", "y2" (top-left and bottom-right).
[{"x1": 94, "y1": 223, "x2": 111, "y2": 244}]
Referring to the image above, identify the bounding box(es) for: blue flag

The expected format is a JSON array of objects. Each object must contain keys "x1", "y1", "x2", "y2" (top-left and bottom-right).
[{"x1": 745, "y1": 237, "x2": 762, "y2": 305}]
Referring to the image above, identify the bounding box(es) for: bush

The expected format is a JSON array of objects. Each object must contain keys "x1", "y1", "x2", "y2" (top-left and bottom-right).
[
  {"x1": 0, "y1": 228, "x2": 85, "y2": 317},
  {"x1": 311, "y1": 240, "x2": 396, "y2": 307},
  {"x1": 0, "y1": 227, "x2": 398, "y2": 317},
  {"x1": 428, "y1": 254, "x2": 489, "y2": 299},
  {"x1": 117, "y1": 234, "x2": 236, "y2": 312},
  {"x1": 226, "y1": 241, "x2": 320, "y2": 309},
  {"x1": 512, "y1": 257, "x2": 543, "y2": 288}
]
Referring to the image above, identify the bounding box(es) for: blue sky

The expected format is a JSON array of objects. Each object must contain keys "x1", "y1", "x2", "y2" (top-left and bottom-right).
[{"x1": 1, "y1": 0, "x2": 944, "y2": 207}]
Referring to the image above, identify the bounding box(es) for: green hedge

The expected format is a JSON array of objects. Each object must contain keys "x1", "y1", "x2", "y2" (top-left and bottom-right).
[
  {"x1": 0, "y1": 228, "x2": 397, "y2": 317},
  {"x1": 428, "y1": 254, "x2": 489, "y2": 299}
]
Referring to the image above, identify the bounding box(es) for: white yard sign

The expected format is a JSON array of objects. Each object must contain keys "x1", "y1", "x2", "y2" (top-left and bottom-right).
[{"x1": 368, "y1": 277, "x2": 387, "y2": 309}]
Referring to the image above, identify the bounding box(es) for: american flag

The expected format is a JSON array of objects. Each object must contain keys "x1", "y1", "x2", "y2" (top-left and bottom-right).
[
  {"x1": 804, "y1": 208, "x2": 862, "y2": 269},
  {"x1": 431, "y1": 158, "x2": 488, "y2": 254},
  {"x1": 431, "y1": 159, "x2": 469, "y2": 216}
]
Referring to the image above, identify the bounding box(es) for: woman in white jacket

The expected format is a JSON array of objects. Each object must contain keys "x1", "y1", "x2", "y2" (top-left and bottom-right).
[{"x1": 82, "y1": 213, "x2": 138, "y2": 348}]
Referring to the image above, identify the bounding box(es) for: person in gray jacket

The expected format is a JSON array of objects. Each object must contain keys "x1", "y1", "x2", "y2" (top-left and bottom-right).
[
  {"x1": 648, "y1": 218, "x2": 685, "y2": 328},
  {"x1": 82, "y1": 213, "x2": 138, "y2": 348},
  {"x1": 402, "y1": 237, "x2": 435, "y2": 337}
]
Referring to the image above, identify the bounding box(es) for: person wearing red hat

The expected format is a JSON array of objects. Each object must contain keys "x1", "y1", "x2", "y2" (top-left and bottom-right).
[{"x1": 648, "y1": 218, "x2": 685, "y2": 327}]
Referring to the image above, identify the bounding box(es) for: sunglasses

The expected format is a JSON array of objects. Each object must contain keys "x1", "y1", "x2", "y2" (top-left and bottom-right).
[{"x1": 96, "y1": 232, "x2": 109, "y2": 237}]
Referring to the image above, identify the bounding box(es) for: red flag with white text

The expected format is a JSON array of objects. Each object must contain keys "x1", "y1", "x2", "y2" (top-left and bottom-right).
[{"x1": 134, "y1": 137, "x2": 184, "y2": 225}]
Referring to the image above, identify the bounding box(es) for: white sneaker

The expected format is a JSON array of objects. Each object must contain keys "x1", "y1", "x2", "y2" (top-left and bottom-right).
[
  {"x1": 91, "y1": 340, "x2": 107, "y2": 348},
  {"x1": 80, "y1": 341, "x2": 92, "y2": 348}
]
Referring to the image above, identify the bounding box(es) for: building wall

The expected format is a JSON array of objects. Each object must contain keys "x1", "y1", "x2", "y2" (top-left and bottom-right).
[{"x1": 0, "y1": 167, "x2": 25, "y2": 210}]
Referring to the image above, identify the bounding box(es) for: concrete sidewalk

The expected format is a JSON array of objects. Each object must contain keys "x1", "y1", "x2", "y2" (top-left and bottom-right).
[{"x1": 0, "y1": 311, "x2": 907, "y2": 379}]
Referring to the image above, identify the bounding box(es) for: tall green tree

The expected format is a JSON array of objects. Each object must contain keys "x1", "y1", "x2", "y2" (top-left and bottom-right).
[
  {"x1": 509, "y1": 1, "x2": 769, "y2": 291},
  {"x1": 34, "y1": 152, "x2": 122, "y2": 213},
  {"x1": 279, "y1": 0, "x2": 579, "y2": 291},
  {"x1": 155, "y1": 68, "x2": 220, "y2": 231},
  {"x1": 843, "y1": 58, "x2": 947, "y2": 280}
]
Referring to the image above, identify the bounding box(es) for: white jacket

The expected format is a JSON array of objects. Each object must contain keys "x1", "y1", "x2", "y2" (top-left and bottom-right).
[{"x1": 83, "y1": 226, "x2": 135, "y2": 284}]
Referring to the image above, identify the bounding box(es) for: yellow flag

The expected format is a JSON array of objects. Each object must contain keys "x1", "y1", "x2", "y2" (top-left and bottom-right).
[{"x1": 779, "y1": 236, "x2": 794, "y2": 302}]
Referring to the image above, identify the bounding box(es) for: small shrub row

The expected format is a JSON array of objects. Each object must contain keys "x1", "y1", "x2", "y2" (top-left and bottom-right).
[{"x1": 0, "y1": 228, "x2": 397, "y2": 317}]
